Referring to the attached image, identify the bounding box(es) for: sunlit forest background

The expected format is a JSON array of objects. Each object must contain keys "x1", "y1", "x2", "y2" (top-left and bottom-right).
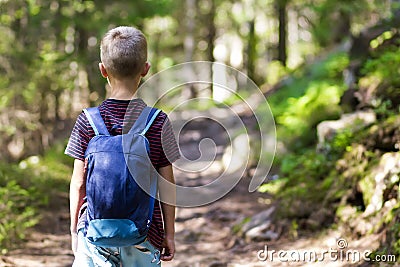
[{"x1": 1, "y1": 0, "x2": 400, "y2": 265}]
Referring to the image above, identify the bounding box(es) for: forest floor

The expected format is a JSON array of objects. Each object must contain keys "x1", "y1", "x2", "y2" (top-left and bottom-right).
[{"x1": 0, "y1": 111, "x2": 382, "y2": 267}]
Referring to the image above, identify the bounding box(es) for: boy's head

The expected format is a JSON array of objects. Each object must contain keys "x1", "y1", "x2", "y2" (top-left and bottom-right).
[{"x1": 100, "y1": 26, "x2": 148, "y2": 79}]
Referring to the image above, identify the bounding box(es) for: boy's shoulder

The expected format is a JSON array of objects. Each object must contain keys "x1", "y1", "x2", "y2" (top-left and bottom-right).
[{"x1": 78, "y1": 98, "x2": 169, "y2": 128}]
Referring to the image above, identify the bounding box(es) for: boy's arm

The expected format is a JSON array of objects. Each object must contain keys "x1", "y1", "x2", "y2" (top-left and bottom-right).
[
  {"x1": 158, "y1": 164, "x2": 176, "y2": 261},
  {"x1": 69, "y1": 159, "x2": 86, "y2": 252}
]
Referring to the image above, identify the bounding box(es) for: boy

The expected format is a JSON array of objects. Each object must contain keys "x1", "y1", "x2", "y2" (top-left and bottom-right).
[{"x1": 65, "y1": 26, "x2": 180, "y2": 266}]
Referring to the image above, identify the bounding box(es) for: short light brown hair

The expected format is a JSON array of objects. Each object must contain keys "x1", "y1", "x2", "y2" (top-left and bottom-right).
[{"x1": 100, "y1": 26, "x2": 147, "y2": 78}]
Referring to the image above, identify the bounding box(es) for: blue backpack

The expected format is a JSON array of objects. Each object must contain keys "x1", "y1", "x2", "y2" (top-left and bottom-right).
[{"x1": 83, "y1": 106, "x2": 161, "y2": 247}]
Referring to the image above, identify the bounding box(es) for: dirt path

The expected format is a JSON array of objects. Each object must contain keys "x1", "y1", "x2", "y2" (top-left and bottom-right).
[{"x1": 163, "y1": 174, "x2": 271, "y2": 267}]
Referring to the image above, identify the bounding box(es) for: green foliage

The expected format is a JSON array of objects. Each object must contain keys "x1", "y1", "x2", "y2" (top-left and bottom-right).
[
  {"x1": 0, "y1": 143, "x2": 72, "y2": 251},
  {"x1": 0, "y1": 164, "x2": 40, "y2": 251},
  {"x1": 264, "y1": 121, "x2": 377, "y2": 222},
  {"x1": 374, "y1": 99, "x2": 399, "y2": 119},
  {"x1": 277, "y1": 82, "x2": 342, "y2": 141},
  {"x1": 263, "y1": 52, "x2": 349, "y2": 149},
  {"x1": 269, "y1": 148, "x2": 335, "y2": 219},
  {"x1": 289, "y1": 219, "x2": 299, "y2": 240},
  {"x1": 329, "y1": 129, "x2": 354, "y2": 155},
  {"x1": 362, "y1": 45, "x2": 400, "y2": 85},
  {"x1": 257, "y1": 52, "x2": 354, "y2": 221},
  {"x1": 258, "y1": 178, "x2": 287, "y2": 195},
  {"x1": 265, "y1": 61, "x2": 288, "y2": 86},
  {"x1": 360, "y1": 44, "x2": 400, "y2": 117},
  {"x1": 304, "y1": 0, "x2": 388, "y2": 47},
  {"x1": 255, "y1": 0, "x2": 400, "y2": 254},
  {"x1": 0, "y1": 0, "x2": 177, "y2": 161},
  {"x1": 0, "y1": 181, "x2": 38, "y2": 252}
]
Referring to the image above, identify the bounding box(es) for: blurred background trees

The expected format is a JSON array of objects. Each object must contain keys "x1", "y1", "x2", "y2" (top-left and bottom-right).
[{"x1": 1, "y1": 0, "x2": 395, "y2": 162}]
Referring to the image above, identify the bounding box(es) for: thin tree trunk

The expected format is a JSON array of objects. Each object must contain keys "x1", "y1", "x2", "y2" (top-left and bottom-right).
[
  {"x1": 277, "y1": 0, "x2": 287, "y2": 67},
  {"x1": 333, "y1": 9, "x2": 351, "y2": 44},
  {"x1": 183, "y1": 0, "x2": 197, "y2": 99},
  {"x1": 206, "y1": 0, "x2": 216, "y2": 97},
  {"x1": 247, "y1": 19, "x2": 256, "y2": 82}
]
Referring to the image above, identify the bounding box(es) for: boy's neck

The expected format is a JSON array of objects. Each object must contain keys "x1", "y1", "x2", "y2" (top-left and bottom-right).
[{"x1": 108, "y1": 76, "x2": 141, "y2": 100}]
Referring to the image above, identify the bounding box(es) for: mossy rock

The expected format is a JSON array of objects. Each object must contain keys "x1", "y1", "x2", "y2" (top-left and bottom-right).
[
  {"x1": 359, "y1": 152, "x2": 400, "y2": 215},
  {"x1": 360, "y1": 115, "x2": 400, "y2": 151}
]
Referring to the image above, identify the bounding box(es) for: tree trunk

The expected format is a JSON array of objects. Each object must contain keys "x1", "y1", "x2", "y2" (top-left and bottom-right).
[
  {"x1": 333, "y1": 9, "x2": 351, "y2": 44},
  {"x1": 206, "y1": 0, "x2": 216, "y2": 64},
  {"x1": 246, "y1": 19, "x2": 256, "y2": 82},
  {"x1": 204, "y1": 0, "x2": 216, "y2": 97},
  {"x1": 183, "y1": 0, "x2": 197, "y2": 99},
  {"x1": 151, "y1": 33, "x2": 161, "y2": 75},
  {"x1": 277, "y1": 0, "x2": 287, "y2": 67}
]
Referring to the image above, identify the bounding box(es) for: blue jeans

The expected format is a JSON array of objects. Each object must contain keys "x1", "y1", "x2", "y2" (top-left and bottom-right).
[{"x1": 72, "y1": 230, "x2": 161, "y2": 267}]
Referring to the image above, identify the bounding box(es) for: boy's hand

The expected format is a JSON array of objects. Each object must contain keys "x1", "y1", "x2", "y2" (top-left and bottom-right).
[{"x1": 160, "y1": 236, "x2": 175, "y2": 261}]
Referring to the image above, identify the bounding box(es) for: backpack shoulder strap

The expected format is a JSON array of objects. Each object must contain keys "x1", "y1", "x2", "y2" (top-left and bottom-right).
[
  {"x1": 83, "y1": 107, "x2": 110, "y2": 136},
  {"x1": 128, "y1": 107, "x2": 161, "y2": 135},
  {"x1": 142, "y1": 108, "x2": 162, "y2": 135}
]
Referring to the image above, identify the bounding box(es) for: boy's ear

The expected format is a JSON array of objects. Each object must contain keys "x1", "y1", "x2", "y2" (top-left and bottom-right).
[
  {"x1": 99, "y1": 63, "x2": 108, "y2": 78},
  {"x1": 141, "y1": 62, "x2": 151, "y2": 77}
]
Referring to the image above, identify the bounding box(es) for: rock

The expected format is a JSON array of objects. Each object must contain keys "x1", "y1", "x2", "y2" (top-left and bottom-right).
[
  {"x1": 350, "y1": 216, "x2": 375, "y2": 236},
  {"x1": 316, "y1": 110, "x2": 376, "y2": 145},
  {"x1": 260, "y1": 230, "x2": 280, "y2": 241},
  {"x1": 349, "y1": 199, "x2": 398, "y2": 236},
  {"x1": 241, "y1": 207, "x2": 280, "y2": 241},
  {"x1": 241, "y1": 207, "x2": 276, "y2": 233},
  {"x1": 336, "y1": 205, "x2": 358, "y2": 223},
  {"x1": 245, "y1": 220, "x2": 272, "y2": 241},
  {"x1": 363, "y1": 116, "x2": 400, "y2": 151},
  {"x1": 246, "y1": 227, "x2": 280, "y2": 242},
  {"x1": 360, "y1": 152, "x2": 400, "y2": 216}
]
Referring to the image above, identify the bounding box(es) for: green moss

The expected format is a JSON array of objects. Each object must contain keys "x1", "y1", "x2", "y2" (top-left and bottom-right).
[
  {"x1": 358, "y1": 173, "x2": 376, "y2": 208},
  {"x1": 258, "y1": 178, "x2": 287, "y2": 195}
]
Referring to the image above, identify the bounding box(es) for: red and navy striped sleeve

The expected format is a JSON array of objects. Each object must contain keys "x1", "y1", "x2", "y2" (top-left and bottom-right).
[
  {"x1": 146, "y1": 112, "x2": 180, "y2": 168},
  {"x1": 65, "y1": 112, "x2": 90, "y2": 161}
]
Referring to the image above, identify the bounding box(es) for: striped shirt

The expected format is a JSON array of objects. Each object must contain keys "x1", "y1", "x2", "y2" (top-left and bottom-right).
[{"x1": 65, "y1": 98, "x2": 180, "y2": 249}]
